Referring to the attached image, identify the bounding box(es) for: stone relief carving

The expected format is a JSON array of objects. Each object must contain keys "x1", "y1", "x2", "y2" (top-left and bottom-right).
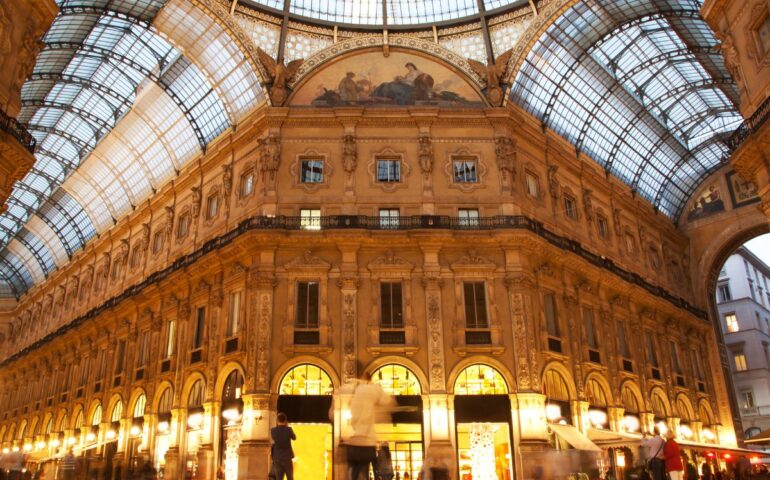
[
  {"x1": 191, "y1": 186, "x2": 202, "y2": 219},
  {"x1": 259, "y1": 134, "x2": 281, "y2": 189},
  {"x1": 256, "y1": 47, "x2": 304, "y2": 106},
  {"x1": 342, "y1": 134, "x2": 357, "y2": 174},
  {"x1": 494, "y1": 136, "x2": 517, "y2": 177},
  {"x1": 255, "y1": 292, "x2": 272, "y2": 390},
  {"x1": 547, "y1": 164, "x2": 560, "y2": 201},
  {"x1": 418, "y1": 134, "x2": 433, "y2": 175},
  {"x1": 338, "y1": 276, "x2": 359, "y2": 383},
  {"x1": 425, "y1": 288, "x2": 446, "y2": 392},
  {"x1": 467, "y1": 48, "x2": 514, "y2": 105}
]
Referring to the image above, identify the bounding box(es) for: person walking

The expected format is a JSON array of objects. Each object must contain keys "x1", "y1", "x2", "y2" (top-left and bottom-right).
[
  {"x1": 641, "y1": 427, "x2": 666, "y2": 480},
  {"x1": 341, "y1": 370, "x2": 396, "y2": 480},
  {"x1": 270, "y1": 413, "x2": 296, "y2": 480},
  {"x1": 663, "y1": 433, "x2": 684, "y2": 480},
  {"x1": 60, "y1": 450, "x2": 76, "y2": 480},
  {"x1": 376, "y1": 445, "x2": 394, "y2": 480}
]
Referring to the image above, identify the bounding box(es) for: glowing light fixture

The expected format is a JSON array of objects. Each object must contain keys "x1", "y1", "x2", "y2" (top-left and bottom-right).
[
  {"x1": 105, "y1": 430, "x2": 117, "y2": 440},
  {"x1": 587, "y1": 409, "x2": 608, "y2": 428},
  {"x1": 545, "y1": 404, "x2": 562, "y2": 422},
  {"x1": 129, "y1": 425, "x2": 142, "y2": 437},
  {"x1": 616, "y1": 451, "x2": 626, "y2": 468},
  {"x1": 67, "y1": 437, "x2": 77, "y2": 445},
  {"x1": 23, "y1": 444, "x2": 32, "y2": 452},
  {"x1": 49, "y1": 439, "x2": 60, "y2": 448},
  {"x1": 85, "y1": 433, "x2": 96, "y2": 442},
  {"x1": 622, "y1": 415, "x2": 640, "y2": 432},
  {"x1": 156, "y1": 421, "x2": 170, "y2": 434},
  {"x1": 703, "y1": 429, "x2": 716, "y2": 441},
  {"x1": 679, "y1": 425, "x2": 693, "y2": 439},
  {"x1": 11, "y1": 446, "x2": 19, "y2": 452},
  {"x1": 656, "y1": 421, "x2": 668, "y2": 435},
  {"x1": 1, "y1": 448, "x2": 8, "y2": 454},
  {"x1": 36, "y1": 441, "x2": 46, "y2": 450},
  {"x1": 187, "y1": 412, "x2": 204, "y2": 430},
  {"x1": 222, "y1": 408, "x2": 242, "y2": 423}
]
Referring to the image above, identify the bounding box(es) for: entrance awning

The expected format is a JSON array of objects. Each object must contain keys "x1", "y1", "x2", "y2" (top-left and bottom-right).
[
  {"x1": 678, "y1": 440, "x2": 769, "y2": 457},
  {"x1": 587, "y1": 428, "x2": 643, "y2": 447},
  {"x1": 549, "y1": 424, "x2": 602, "y2": 452}
]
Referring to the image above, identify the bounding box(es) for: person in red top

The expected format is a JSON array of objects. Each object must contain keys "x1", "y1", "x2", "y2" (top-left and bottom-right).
[{"x1": 663, "y1": 432, "x2": 684, "y2": 480}]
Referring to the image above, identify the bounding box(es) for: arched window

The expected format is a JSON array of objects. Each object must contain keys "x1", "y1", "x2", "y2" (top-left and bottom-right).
[
  {"x1": 222, "y1": 370, "x2": 244, "y2": 402},
  {"x1": 652, "y1": 393, "x2": 668, "y2": 419},
  {"x1": 621, "y1": 387, "x2": 640, "y2": 414},
  {"x1": 45, "y1": 418, "x2": 52, "y2": 435},
  {"x1": 133, "y1": 394, "x2": 146, "y2": 419},
  {"x1": 586, "y1": 379, "x2": 608, "y2": 407},
  {"x1": 279, "y1": 364, "x2": 333, "y2": 395},
  {"x1": 746, "y1": 427, "x2": 762, "y2": 439},
  {"x1": 699, "y1": 403, "x2": 715, "y2": 426},
  {"x1": 6, "y1": 424, "x2": 15, "y2": 441},
  {"x1": 371, "y1": 365, "x2": 421, "y2": 395},
  {"x1": 157, "y1": 388, "x2": 173, "y2": 414},
  {"x1": 188, "y1": 380, "x2": 205, "y2": 408},
  {"x1": 677, "y1": 398, "x2": 694, "y2": 423},
  {"x1": 454, "y1": 364, "x2": 507, "y2": 395},
  {"x1": 91, "y1": 405, "x2": 102, "y2": 426},
  {"x1": 17, "y1": 420, "x2": 26, "y2": 440},
  {"x1": 111, "y1": 401, "x2": 123, "y2": 423},
  {"x1": 73, "y1": 412, "x2": 83, "y2": 431},
  {"x1": 543, "y1": 370, "x2": 571, "y2": 402}
]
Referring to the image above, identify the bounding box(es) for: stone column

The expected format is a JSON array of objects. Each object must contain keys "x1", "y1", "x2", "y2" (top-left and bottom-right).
[
  {"x1": 338, "y1": 270, "x2": 359, "y2": 383},
  {"x1": 163, "y1": 407, "x2": 184, "y2": 480},
  {"x1": 572, "y1": 400, "x2": 590, "y2": 433},
  {"x1": 238, "y1": 394, "x2": 271, "y2": 480},
  {"x1": 502, "y1": 248, "x2": 539, "y2": 392},
  {"x1": 692, "y1": 420, "x2": 703, "y2": 443},
  {"x1": 608, "y1": 407, "x2": 624, "y2": 433},
  {"x1": 195, "y1": 401, "x2": 219, "y2": 480},
  {"x1": 640, "y1": 412, "x2": 654, "y2": 435}
]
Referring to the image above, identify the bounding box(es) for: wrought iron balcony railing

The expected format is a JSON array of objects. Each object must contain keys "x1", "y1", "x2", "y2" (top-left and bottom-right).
[{"x1": 0, "y1": 109, "x2": 36, "y2": 154}]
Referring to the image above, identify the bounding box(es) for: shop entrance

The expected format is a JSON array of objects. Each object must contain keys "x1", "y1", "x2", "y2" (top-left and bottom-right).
[
  {"x1": 453, "y1": 364, "x2": 514, "y2": 480},
  {"x1": 278, "y1": 364, "x2": 335, "y2": 480},
  {"x1": 372, "y1": 364, "x2": 425, "y2": 480}
]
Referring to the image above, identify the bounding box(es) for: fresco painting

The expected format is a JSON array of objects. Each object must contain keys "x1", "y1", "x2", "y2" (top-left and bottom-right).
[
  {"x1": 687, "y1": 182, "x2": 725, "y2": 221},
  {"x1": 290, "y1": 51, "x2": 484, "y2": 107},
  {"x1": 726, "y1": 170, "x2": 760, "y2": 208}
]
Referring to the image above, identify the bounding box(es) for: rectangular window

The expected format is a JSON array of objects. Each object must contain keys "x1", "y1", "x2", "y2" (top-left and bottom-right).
[
  {"x1": 757, "y1": 14, "x2": 770, "y2": 54},
  {"x1": 742, "y1": 390, "x2": 755, "y2": 409},
  {"x1": 97, "y1": 349, "x2": 106, "y2": 379},
  {"x1": 764, "y1": 343, "x2": 770, "y2": 368},
  {"x1": 544, "y1": 293, "x2": 559, "y2": 337},
  {"x1": 718, "y1": 283, "x2": 732, "y2": 302},
  {"x1": 206, "y1": 194, "x2": 219, "y2": 219},
  {"x1": 152, "y1": 230, "x2": 164, "y2": 254},
  {"x1": 177, "y1": 213, "x2": 190, "y2": 239},
  {"x1": 583, "y1": 307, "x2": 598, "y2": 349},
  {"x1": 463, "y1": 282, "x2": 488, "y2": 329},
  {"x1": 376, "y1": 158, "x2": 400, "y2": 182},
  {"x1": 525, "y1": 171, "x2": 539, "y2": 198},
  {"x1": 458, "y1": 209, "x2": 479, "y2": 227},
  {"x1": 670, "y1": 341, "x2": 682, "y2": 373},
  {"x1": 79, "y1": 357, "x2": 90, "y2": 386},
  {"x1": 597, "y1": 215, "x2": 609, "y2": 239},
  {"x1": 115, "y1": 340, "x2": 126, "y2": 375},
  {"x1": 757, "y1": 312, "x2": 763, "y2": 330},
  {"x1": 646, "y1": 333, "x2": 658, "y2": 367},
  {"x1": 379, "y1": 209, "x2": 400, "y2": 229},
  {"x1": 725, "y1": 313, "x2": 739, "y2": 332},
  {"x1": 165, "y1": 320, "x2": 176, "y2": 358},
  {"x1": 380, "y1": 282, "x2": 404, "y2": 329},
  {"x1": 193, "y1": 307, "x2": 206, "y2": 349},
  {"x1": 750, "y1": 279, "x2": 757, "y2": 300},
  {"x1": 617, "y1": 321, "x2": 630, "y2": 358},
  {"x1": 624, "y1": 232, "x2": 635, "y2": 253},
  {"x1": 240, "y1": 169, "x2": 254, "y2": 197},
  {"x1": 734, "y1": 352, "x2": 748, "y2": 371},
  {"x1": 300, "y1": 208, "x2": 321, "y2": 231},
  {"x1": 296, "y1": 281, "x2": 320, "y2": 329},
  {"x1": 138, "y1": 331, "x2": 149, "y2": 367},
  {"x1": 564, "y1": 195, "x2": 578, "y2": 220},
  {"x1": 453, "y1": 158, "x2": 478, "y2": 183},
  {"x1": 227, "y1": 292, "x2": 242, "y2": 337},
  {"x1": 692, "y1": 350, "x2": 704, "y2": 380},
  {"x1": 300, "y1": 158, "x2": 324, "y2": 183}
]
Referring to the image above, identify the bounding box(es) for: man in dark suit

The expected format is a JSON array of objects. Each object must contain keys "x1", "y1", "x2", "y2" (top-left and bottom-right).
[{"x1": 271, "y1": 412, "x2": 296, "y2": 480}]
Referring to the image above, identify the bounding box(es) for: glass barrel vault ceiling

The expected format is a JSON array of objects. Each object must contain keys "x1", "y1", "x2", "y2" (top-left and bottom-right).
[
  {"x1": 241, "y1": 0, "x2": 529, "y2": 26},
  {"x1": 0, "y1": 0, "x2": 264, "y2": 297},
  {"x1": 511, "y1": 0, "x2": 742, "y2": 219}
]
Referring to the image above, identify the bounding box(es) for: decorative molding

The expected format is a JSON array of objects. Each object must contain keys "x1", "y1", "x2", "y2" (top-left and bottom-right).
[
  {"x1": 289, "y1": 149, "x2": 332, "y2": 193},
  {"x1": 444, "y1": 147, "x2": 487, "y2": 193},
  {"x1": 367, "y1": 147, "x2": 410, "y2": 193}
]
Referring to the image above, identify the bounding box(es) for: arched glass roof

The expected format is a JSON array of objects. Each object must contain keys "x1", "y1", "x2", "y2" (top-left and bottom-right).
[
  {"x1": 510, "y1": 0, "x2": 741, "y2": 219},
  {"x1": 241, "y1": 0, "x2": 528, "y2": 26},
  {"x1": 0, "y1": 0, "x2": 265, "y2": 297}
]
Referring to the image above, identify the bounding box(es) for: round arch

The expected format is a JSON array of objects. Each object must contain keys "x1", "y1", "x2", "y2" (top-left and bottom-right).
[
  {"x1": 28, "y1": 416, "x2": 39, "y2": 437},
  {"x1": 364, "y1": 356, "x2": 429, "y2": 394},
  {"x1": 676, "y1": 395, "x2": 695, "y2": 422},
  {"x1": 214, "y1": 361, "x2": 247, "y2": 399},
  {"x1": 16, "y1": 420, "x2": 27, "y2": 440},
  {"x1": 69, "y1": 404, "x2": 84, "y2": 429},
  {"x1": 86, "y1": 399, "x2": 102, "y2": 425},
  {"x1": 0, "y1": 425, "x2": 6, "y2": 443},
  {"x1": 369, "y1": 364, "x2": 423, "y2": 396},
  {"x1": 541, "y1": 361, "x2": 578, "y2": 401},
  {"x1": 619, "y1": 381, "x2": 643, "y2": 414},
  {"x1": 698, "y1": 400, "x2": 716, "y2": 426},
  {"x1": 128, "y1": 388, "x2": 148, "y2": 418},
  {"x1": 54, "y1": 408, "x2": 68, "y2": 431},
  {"x1": 153, "y1": 381, "x2": 175, "y2": 413},
  {"x1": 584, "y1": 372, "x2": 613, "y2": 407},
  {"x1": 106, "y1": 394, "x2": 124, "y2": 423},
  {"x1": 5, "y1": 423, "x2": 15, "y2": 442},
  {"x1": 271, "y1": 356, "x2": 341, "y2": 394},
  {"x1": 447, "y1": 356, "x2": 516, "y2": 395},
  {"x1": 180, "y1": 370, "x2": 208, "y2": 407},
  {"x1": 451, "y1": 364, "x2": 509, "y2": 395},
  {"x1": 40, "y1": 412, "x2": 53, "y2": 433},
  {"x1": 649, "y1": 388, "x2": 671, "y2": 418}
]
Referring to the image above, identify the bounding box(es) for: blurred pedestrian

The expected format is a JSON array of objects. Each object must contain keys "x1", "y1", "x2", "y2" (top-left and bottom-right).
[{"x1": 270, "y1": 412, "x2": 296, "y2": 480}]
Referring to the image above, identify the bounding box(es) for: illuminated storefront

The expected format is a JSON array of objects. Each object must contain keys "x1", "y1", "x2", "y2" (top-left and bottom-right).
[
  {"x1": 185, "y1": 380, "x2": 205, "y2": 479},
  {"x1": 128, "y1": 393, "x2": 147, "y2": 471},
  {"x1": 277, "y1": 364, "x2": 334, "y2": 480},
  {"x1": 219, "y1": 370, "x2": 244, "y2": 480},
  {"x1": 372, "y1": 364, "x2": 424, "y2": 479},
  {"x1": 154, "y1": 388, "x2": 173, "y2": 473},
  {"x1": 453, "y1": 364, "x2": 513, "y2": 480}
]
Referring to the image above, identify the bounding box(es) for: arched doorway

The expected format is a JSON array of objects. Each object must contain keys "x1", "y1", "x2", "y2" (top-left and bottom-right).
[
  {"x1": 277, "y1": 363, "x2": 334, "y2": 480},
  {"x1": 371, "y1": 363, "x2": 424, "y2": 479},
  {"x1": 185, "y1": 379, "x2": 205, "y2": 479},
  {"x1": 219, "y1": 370, "x2": 244, "y2": 480},
  {"x1": 128, "y1": 393, "x2": 147, "y2": 472},
  {"x1": 585, "y1": 378, "x2": 610, "y2": 430},
  {"x1": 453, "y1": 364, "x2": 513, "y2": 480},
  {"x1": 543, "y1": 369, "x2": 572, "y2": 425},
  {"x1": 620, "y1": 385, "x2": 642, "y2": 433},
  {"x1": 154, "y1": 386, "x2": 173, "y2": 474}
]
